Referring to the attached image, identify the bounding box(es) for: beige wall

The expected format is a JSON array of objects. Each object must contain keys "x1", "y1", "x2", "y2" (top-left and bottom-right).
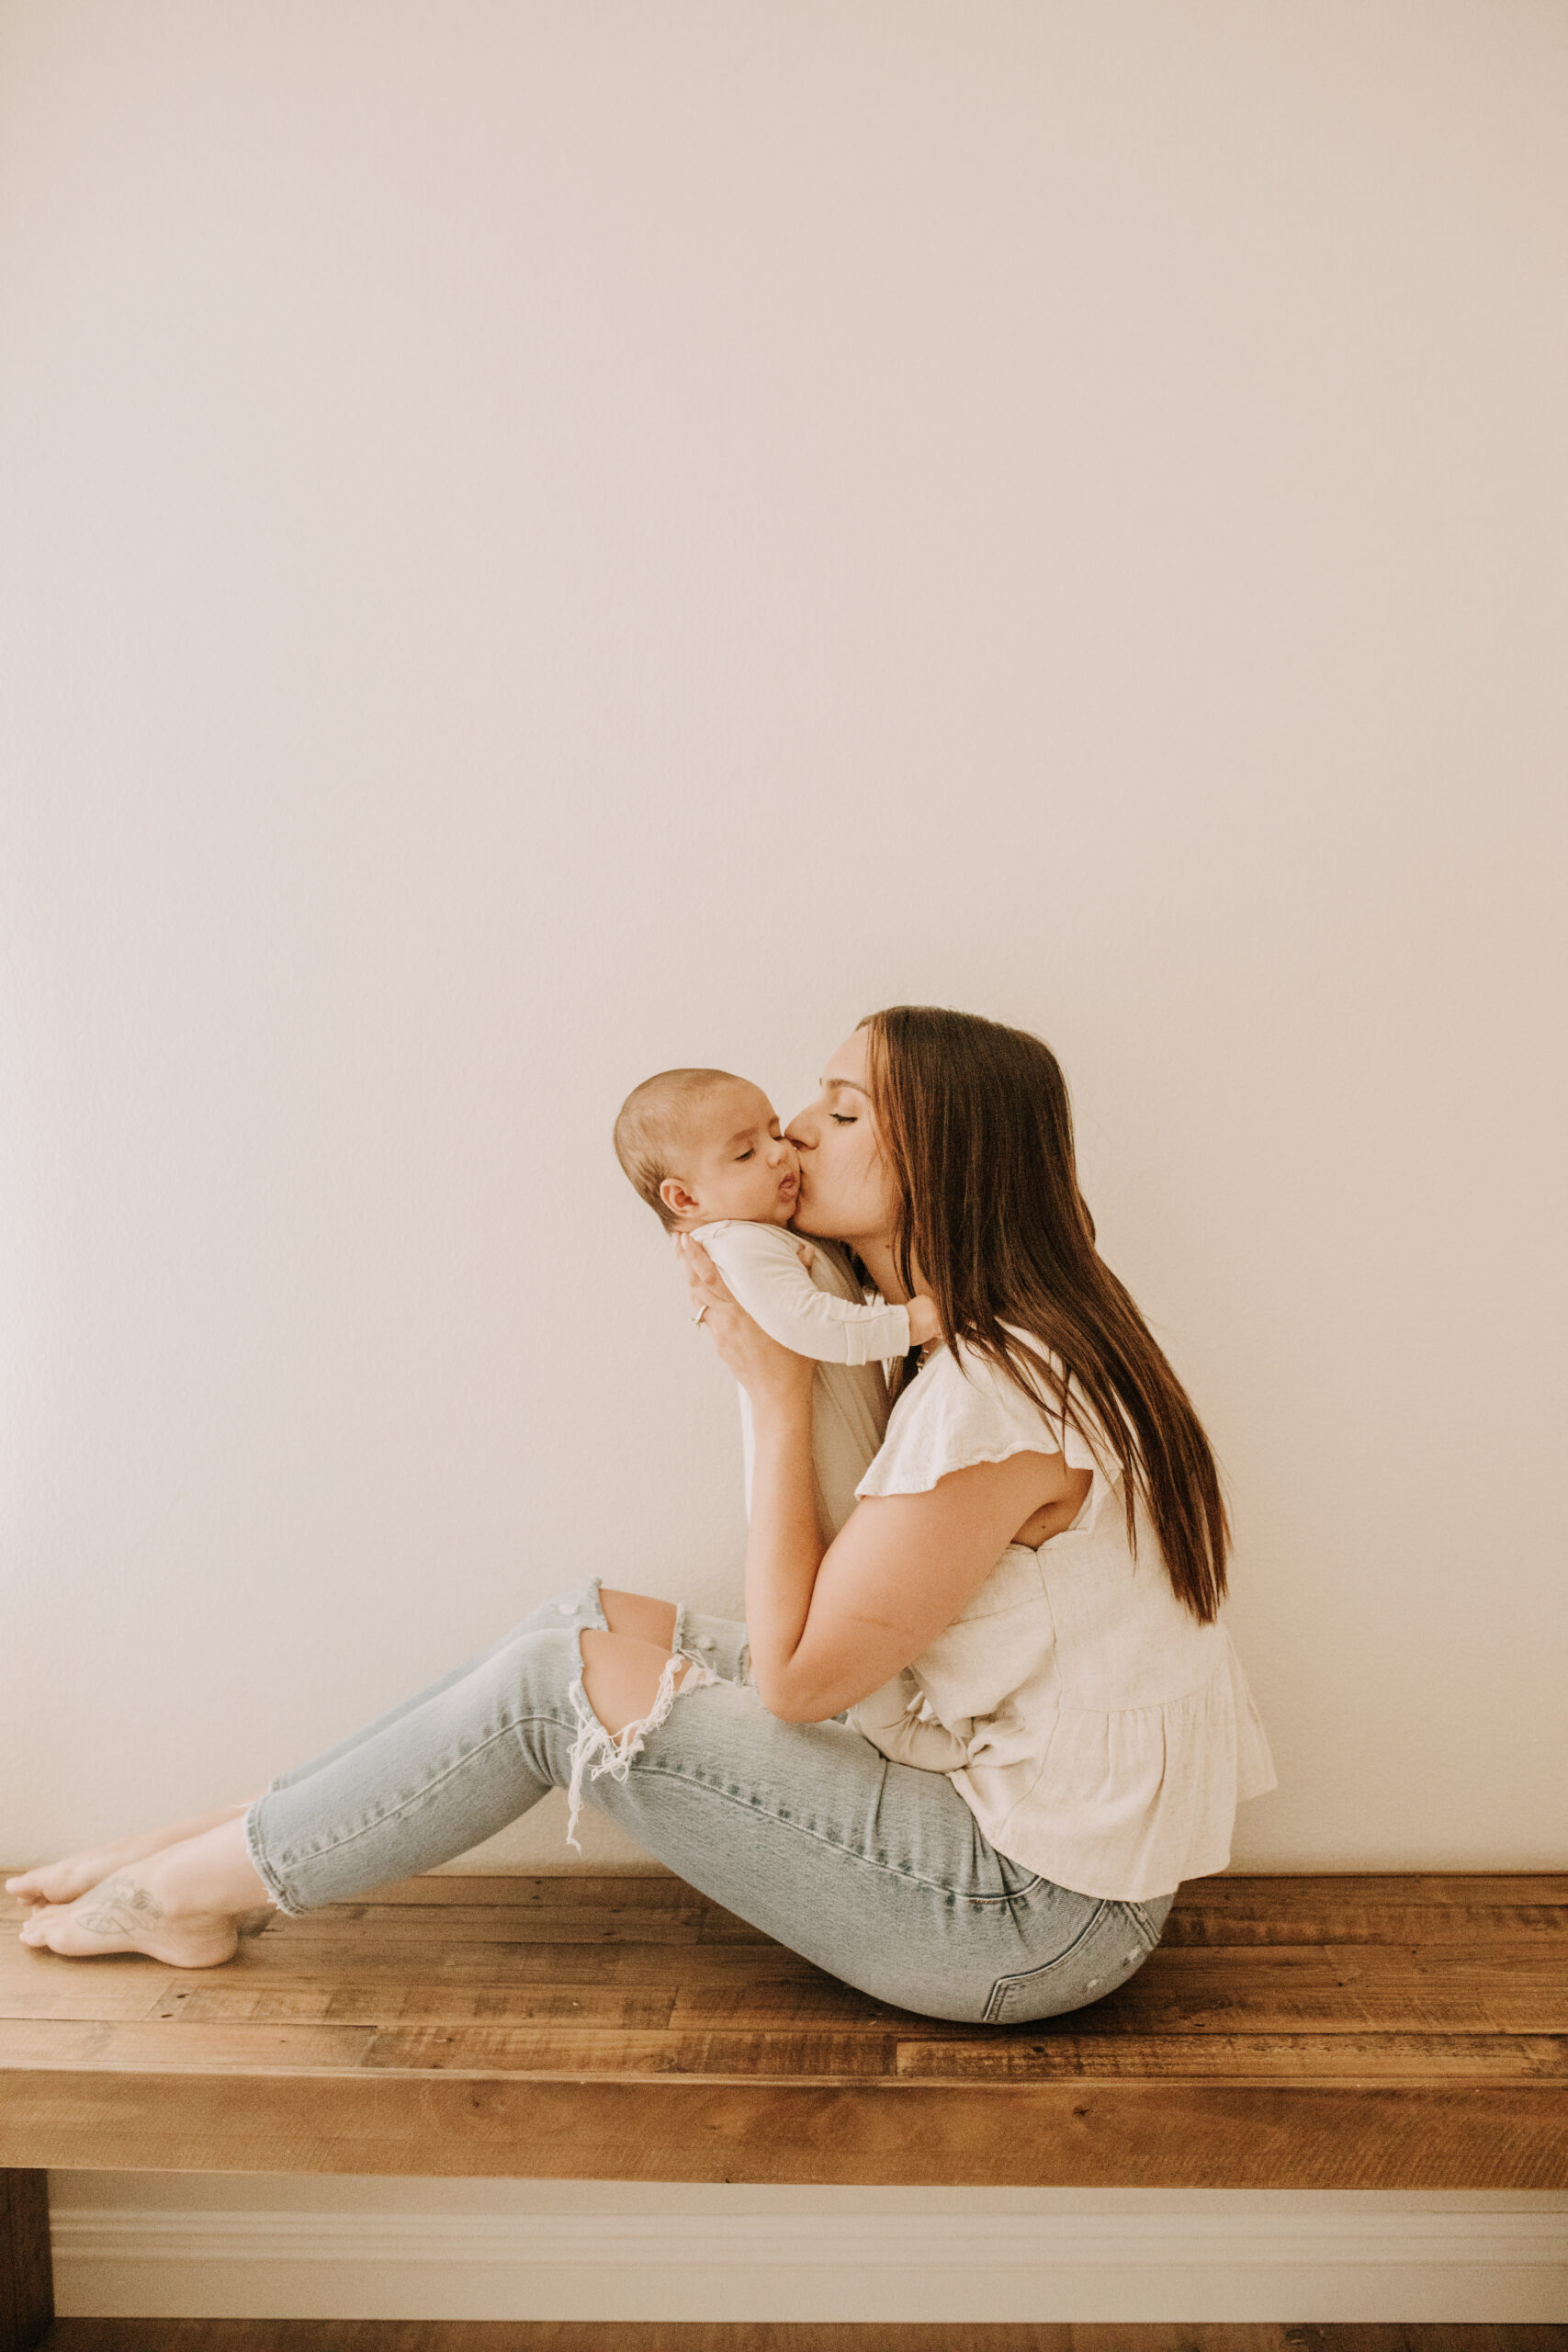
[{"x1": 3, "y1": 0, "x2": 1564, "y2": 1874}]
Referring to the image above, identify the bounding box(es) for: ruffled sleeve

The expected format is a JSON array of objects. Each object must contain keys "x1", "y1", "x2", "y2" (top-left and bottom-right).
[{"x1": 854, "y1": 1333, "x2": 1121, "y2": 1535}]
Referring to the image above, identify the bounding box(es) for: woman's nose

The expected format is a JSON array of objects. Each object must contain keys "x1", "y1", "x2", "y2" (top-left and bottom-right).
[{"x1": 784, "y1": 1119, "x2": 814, "y2": 1152}]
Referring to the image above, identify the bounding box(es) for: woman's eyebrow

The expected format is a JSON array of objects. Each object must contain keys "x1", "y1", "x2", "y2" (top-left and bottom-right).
[{"x1": 818, "y1": 1077, "x2": 869, "y2": 1096}]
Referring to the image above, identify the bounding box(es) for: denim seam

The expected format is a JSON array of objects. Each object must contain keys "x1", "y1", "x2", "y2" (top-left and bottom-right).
[
  {"x1": 627, "y1": 1757, "x2": 1030, "y2": 1909},
  {"x1": 243, "y1": 1799, "x2": 308, "y2": 1917},
  {"x1": 1124, "y1": 1896, "x2": 1171, "y2": 1952},
  {"x1": 981, "y1": 1900, "x2": 1111, "y2": 2022}
]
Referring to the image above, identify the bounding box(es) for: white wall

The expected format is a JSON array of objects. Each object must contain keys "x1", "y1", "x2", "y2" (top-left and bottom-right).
[{"x1": 3, "y1": 0, "x2": 1564, "y2": 1875}]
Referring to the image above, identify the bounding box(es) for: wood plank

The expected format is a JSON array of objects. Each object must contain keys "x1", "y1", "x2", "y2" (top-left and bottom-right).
[
  {"x1": 233, "y1": 1938, "x2": 838, "y2": 1988},
  {"x1": 6, "y1": 2068, "x2": 1562, "y2": 2187},
  {"x1": 1077, "y1": 1945, "x2": 1568, "y2": 2036},
  {"x1": 0, "y1": 2023, "x2": 376, "y2": 2073},
  {"x1": 0, "y1": 1951, "x2": 171, "y2": 1999},
  {"x1": 0, "y1": 1983, "x2": 176, "y2": 2024},
  {"x1": 1172, "y1": 1871, "x2": 1568, "y2": 1906},
  {"x1": 231, "y1": 1932, "x2": 1563, "y2": 2029},
  {"x1": 895, "y1": 2030, "x2": 1567, "y2": 2082},
  {"x1": 144, "y1": 1983, "x2": 677, "y2": 2030},
  {"x1": 1158, "y1": 1902, "x2": 1568, "y2": 1946},
  {"x1": 668, "y1": 1944, "x2": 1568, "y2": 2036},
  {"x1": 145, "y1": 1987, "x2": 341, "y2": 2024},
  {"x1": 359, "y1": 2027, "x2": 900, "y2": 2077}
]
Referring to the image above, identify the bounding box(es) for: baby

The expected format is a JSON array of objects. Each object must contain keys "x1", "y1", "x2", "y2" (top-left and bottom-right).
[{"x1": 614, "y1": 1066, "x2": 967, "y2": 1772}]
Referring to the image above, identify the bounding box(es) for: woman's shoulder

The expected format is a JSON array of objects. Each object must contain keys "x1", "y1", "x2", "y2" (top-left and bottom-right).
[
  {"x1": 856, "y1": 1330, "x2": 1057, "y2": 1500},
  {"x1": 855, "y1": 1323, "x2": 1121, "y2": 1523},
  {"x1": 907, "y1": 1325, "x2": 1069, "y2": 1429}
]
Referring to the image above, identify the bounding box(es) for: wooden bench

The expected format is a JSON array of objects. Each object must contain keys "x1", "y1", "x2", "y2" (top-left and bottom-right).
[{"x1": 3, "y1": 1870, "x2": 1564, "y2": 2349}]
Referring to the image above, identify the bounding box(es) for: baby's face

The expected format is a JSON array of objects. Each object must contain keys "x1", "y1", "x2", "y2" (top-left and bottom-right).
[{"x1": 665, "y1": 1080, "x2": 800, "y2": 1227}]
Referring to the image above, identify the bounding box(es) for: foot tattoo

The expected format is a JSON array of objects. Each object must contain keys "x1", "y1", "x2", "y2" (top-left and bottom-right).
[{"x1": 71, "y1": 1874, "x2": 167, "y2": 1938}]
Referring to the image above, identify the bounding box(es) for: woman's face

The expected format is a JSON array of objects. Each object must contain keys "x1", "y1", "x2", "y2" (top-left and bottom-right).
[{"x1": 784, "y1": 1027, "x2": 897, "y2": 1248}]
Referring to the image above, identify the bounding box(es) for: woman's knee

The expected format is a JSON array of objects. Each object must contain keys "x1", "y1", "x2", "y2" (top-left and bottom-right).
[
  {"x1": 597, "y1": 1588, "x2": 679, "y2": 1651},
  {"x1": 580, "y1": 1625, "x2": 703, "y2": 1738}
]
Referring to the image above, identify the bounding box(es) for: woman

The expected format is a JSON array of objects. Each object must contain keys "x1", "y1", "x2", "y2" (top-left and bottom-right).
[{"x1": 10, "y1": 1006, "x2": 1273, "y2": 2024}]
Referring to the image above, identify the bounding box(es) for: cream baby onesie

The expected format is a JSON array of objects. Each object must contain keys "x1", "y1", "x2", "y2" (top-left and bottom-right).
[{"x1": 690, "y1": 1218, "x2": 969, "y2": 1771}]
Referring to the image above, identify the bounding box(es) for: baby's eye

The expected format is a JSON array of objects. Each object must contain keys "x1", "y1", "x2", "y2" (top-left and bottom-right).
[{"x1": 736, "y1": 1148, "x2": 755, "y2": 1160}]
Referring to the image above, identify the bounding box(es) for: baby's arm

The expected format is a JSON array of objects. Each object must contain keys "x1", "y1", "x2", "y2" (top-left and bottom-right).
[{"x1": 697, "y1": 1222, "x2": 934, "y2": 1366}]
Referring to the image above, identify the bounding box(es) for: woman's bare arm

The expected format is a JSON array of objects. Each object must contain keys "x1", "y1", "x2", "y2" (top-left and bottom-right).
[{"x1": 759, "y1": 1449, "x2": 1073, "y2": 1723}]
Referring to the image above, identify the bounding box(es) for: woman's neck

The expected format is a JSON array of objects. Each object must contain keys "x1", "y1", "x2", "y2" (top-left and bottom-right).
[{"x1": 856, "y1": 1237, "x2": 917, "y2": 1306}]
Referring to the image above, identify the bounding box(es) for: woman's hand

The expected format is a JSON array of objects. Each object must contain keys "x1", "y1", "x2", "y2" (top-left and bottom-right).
[{"x1": 675, "y1": 1234, "x2": 816, "y2": 1412}]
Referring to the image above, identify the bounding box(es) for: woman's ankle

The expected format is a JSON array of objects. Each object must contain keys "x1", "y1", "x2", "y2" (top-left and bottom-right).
[{"x1": 140, "y1": 1817, "x2": 268, "y2": 1923}]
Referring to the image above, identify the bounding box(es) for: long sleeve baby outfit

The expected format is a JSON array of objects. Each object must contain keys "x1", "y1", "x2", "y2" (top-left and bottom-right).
[{"x1": 689, "y1": 1218, "x2": 969, "y2": 1772}]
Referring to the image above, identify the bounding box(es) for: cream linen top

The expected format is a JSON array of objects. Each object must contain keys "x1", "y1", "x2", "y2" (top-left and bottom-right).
[{"x1": 852, "y1": 1333, "x2": 1278, "y2": 1902}]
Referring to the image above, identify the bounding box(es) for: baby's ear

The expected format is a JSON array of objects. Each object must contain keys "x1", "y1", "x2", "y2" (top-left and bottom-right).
[{"x1": 660, "y1": 1175, "x2": 697, "y2": 1219}]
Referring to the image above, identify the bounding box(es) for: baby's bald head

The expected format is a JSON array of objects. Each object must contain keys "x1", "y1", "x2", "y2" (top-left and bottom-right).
[
  {"x1": 615, "y1": 1068, "x2": 801, "y2": 1233},
  {"x1": 614, "y1": 1069, "x2": 745, "y2": 1233}
]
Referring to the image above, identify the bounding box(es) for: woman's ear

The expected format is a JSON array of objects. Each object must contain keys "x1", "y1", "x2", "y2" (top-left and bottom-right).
[{"x1": 660, "y1": 1175, "x2": 700, "y2": 1220}]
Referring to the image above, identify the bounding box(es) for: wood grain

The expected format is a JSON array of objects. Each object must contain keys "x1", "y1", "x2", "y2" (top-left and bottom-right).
[
  {"x1": 2, "y1": 1871, "x2": 1563, "y2": 2188},
  {"x1": 6, "y1": 2068, "x2": 1564, "y2": 2186}
]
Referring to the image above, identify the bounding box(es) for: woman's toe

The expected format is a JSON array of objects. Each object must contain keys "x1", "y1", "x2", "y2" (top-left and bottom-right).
[{"x1": 10, "y1": 1864, "x2": 81, "y2": 1905}]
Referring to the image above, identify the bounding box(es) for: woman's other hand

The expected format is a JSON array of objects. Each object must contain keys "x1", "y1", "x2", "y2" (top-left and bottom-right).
[{"x1": 675, "y1": 1234, "x2": 815, "y2": 1410}]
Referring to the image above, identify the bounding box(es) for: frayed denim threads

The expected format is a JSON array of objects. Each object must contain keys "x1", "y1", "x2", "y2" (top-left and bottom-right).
[{"x1": 563, "y1": 1645, "x2": 722, "y2": 1853}]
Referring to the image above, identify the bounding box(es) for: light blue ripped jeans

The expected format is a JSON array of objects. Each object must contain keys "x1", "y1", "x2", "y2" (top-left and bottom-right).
[{"x1": 243, "y1": 1576, "x2": 1174, "y2": 2025}]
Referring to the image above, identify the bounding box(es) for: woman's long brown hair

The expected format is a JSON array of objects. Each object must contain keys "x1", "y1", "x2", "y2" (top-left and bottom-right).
[{"x1": 861, "y1": 1005, "x2": 1229, "y2": 1622}]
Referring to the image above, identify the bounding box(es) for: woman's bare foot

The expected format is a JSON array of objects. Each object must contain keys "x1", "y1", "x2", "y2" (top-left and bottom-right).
[
  {"x1": 17, "y1": 1868, "x2": 239, "y2": 1968},
  {"x1": 6, "y1": 1799, "x2": 258, "y2": 1910}
]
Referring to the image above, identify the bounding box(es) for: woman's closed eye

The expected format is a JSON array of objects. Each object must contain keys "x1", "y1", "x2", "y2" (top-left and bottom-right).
[{"x1": 829, "y1": 1112, "x2": 856, "y2": 1125}]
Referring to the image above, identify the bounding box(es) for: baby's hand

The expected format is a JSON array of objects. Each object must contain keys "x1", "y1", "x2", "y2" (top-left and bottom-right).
[
  {"x1": 795, "y1": 1240, "x2": 817, "y2": 1271},
  {"x1": 906, "y1": 1294, "x2": 941, "y2": 1345}
]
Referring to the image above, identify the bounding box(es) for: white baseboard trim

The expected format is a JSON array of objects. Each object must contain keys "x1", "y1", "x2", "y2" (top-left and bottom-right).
[{"x1": 51, "y1": 2200, "x2": 1568, "y2": 2324}]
